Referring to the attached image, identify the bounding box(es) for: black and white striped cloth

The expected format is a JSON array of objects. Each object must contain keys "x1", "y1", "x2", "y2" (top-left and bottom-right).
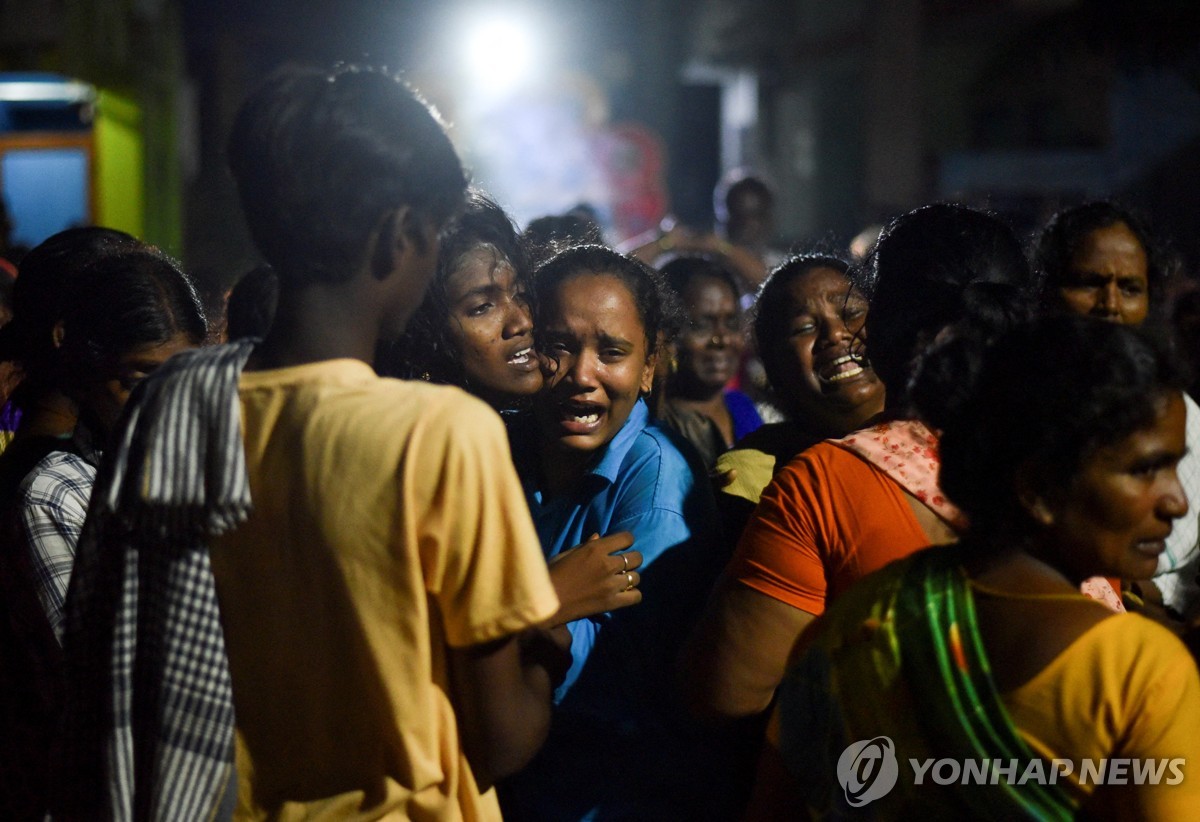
[{"x1": 56, "y1": 339, "x2": 256, "y2": 821}]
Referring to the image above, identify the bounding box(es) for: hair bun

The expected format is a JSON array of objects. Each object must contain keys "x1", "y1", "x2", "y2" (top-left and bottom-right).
[{"x1": 909, "y1": 282, "x2": 1036, "y2": 431}]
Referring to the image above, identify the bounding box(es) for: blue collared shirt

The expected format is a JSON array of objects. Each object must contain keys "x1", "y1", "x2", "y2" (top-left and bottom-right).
[
  {"x1": 508, "y1": 399, "x2": 724, "y2": 819},
  {"x1": 521, "y1": 399, "x2": 719, "y2": 703}
]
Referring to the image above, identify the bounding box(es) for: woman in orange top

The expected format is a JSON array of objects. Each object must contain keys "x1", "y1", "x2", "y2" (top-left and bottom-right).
[
  {"x1": 684, "y1": 204, "x2": 1122, "y2": 724},
  {"x1": 751, "y1": 315, "x2": 1199, "y2": 819},
  {"x1": 683, "y1": 205, "x2": 1028, "y2": 720}
]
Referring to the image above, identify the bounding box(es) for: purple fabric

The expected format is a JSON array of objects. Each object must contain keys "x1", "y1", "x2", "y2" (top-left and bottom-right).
[{"x1": 1, "y1": 401, "x2": 21, "y2": 434}]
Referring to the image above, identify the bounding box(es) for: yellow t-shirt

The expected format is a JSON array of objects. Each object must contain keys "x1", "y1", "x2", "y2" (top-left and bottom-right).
[
  {"x1": 1000, "y1": 611, "x2": 1200, "y2": 819},
  {"x1": 209, "y1": 360, "x2": 559, "y2": 821}
]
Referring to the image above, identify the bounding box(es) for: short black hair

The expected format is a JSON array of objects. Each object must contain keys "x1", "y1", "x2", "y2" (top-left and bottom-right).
[
  {"x1": 227, "y1": 64, "x2": 467, "y2": 285},
  {"x1": 926, "y1": 315, "x2": 1184, "y2": 534},
  {"x1": 534, "y1": 244, "x2": 681, "y2": 356},
  {"x1": 715, "y1": 174, "x2": 773, "y2": 224},
  {"x1": 226, "y1": 265, "x2": 279, "y2": 341}
]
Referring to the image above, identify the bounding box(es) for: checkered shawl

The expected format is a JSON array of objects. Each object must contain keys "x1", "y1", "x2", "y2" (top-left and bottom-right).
[{"x1": 56, "y1": 340, "x2": 255, "y2": 821}]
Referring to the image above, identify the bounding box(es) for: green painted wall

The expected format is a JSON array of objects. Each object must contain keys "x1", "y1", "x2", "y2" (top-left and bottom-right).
[
  {"x1": 61, "y1": 0, "x2": 184, "y2": 256},
  {"x1": 94, "y1": 88, "x2": 144, "y2": 238}
]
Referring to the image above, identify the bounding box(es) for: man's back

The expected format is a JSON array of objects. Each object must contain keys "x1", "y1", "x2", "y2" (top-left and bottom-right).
[{"x1": 211, "y1": 360, "x2": 557, "y2": 820}]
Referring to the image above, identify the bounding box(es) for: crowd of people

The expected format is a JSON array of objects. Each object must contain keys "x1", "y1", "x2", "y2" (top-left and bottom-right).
[{"x1": 0, "y1": 63, "x2": 1199, "y2": 821}]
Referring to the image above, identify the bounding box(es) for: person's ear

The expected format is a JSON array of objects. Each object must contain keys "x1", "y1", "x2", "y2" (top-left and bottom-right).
[
  {"x1": 1015, "y1": 461, "x2": 1056, "y2": 527},
  {"x1": 369, "y1": 206, "x2": 434, "y2": 282},
  {"x1": 369, "y1": 210, "x2": 400, "y2": 282},
  {"x1": 51, "y1": 320, "x2": 66, "y2": 349},
  {"x1": 640, "y1": 352, "x2": 658, "y2": 394},
  {"x1": 396, "y1": 205, "x2": 434, "y2": 257}
]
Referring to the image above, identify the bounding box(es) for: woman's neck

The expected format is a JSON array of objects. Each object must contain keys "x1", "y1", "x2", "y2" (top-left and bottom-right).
[
  {"x1": 537, "y1": 444, "x2": 594, "y2": 498},
  {"x1": 668, "y1": 371, "x2": 724, "y2": 402},
  {"x1": 958, "y1": 535, "x2": 1083, "y2": 595},
  {"x1": 670, "y1": 390, "x2": 733, "y2": 445},
  {"x1": 791, "y1": 403, "x2": 886, "y2": 441}
]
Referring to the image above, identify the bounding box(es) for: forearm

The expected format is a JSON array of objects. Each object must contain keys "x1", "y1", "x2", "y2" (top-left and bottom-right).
[
  {"x1": 679, "y1": 580, "x2": 814, "y2": 721},
  {"x1": 680, "y1": 620, "x2": 779, "y2": 721},
  {"x1": 451, "y1": 628, "x2": 567, "y2": 788}
]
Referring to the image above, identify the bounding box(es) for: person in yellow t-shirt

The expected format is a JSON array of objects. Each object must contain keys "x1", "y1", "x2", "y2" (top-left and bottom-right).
[
  {"x1": 211, "y1": 65, "x2": 567, "y2": 820},
  {"x1": 211, "y1": 366, "x2": 560, "y2": 820}
]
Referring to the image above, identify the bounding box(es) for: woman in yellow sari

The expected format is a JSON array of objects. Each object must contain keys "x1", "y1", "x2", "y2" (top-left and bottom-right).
[{"x1": 752, "y1": 315, "x2": 1200, "y2": 820}]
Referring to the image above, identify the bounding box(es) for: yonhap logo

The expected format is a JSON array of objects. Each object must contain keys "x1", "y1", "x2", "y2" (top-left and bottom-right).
[{"x1": 837, "y1": 736, "x2": 900, "y2": 807}]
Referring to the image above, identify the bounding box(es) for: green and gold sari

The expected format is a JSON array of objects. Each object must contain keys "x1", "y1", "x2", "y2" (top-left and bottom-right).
[{"x1": 776, "y1": 545, "x2": 1077, "y2": 820}]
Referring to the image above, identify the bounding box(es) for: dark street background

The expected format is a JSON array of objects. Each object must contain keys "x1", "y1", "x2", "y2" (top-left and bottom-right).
[{"x1": 2, "y1": 0, "x2": 1199, "y2": 300}]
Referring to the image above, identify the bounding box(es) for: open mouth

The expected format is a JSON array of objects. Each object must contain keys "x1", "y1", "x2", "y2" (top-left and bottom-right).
[
  {"x1": 506, "y1": 347, "x2": 538, "y2": 371},
  {"x1": 817, "y1": 353, "x2": 867, "y2": 386},
  {"x1": 558, "y1": 400, "x2": 605, "y2": 433}
]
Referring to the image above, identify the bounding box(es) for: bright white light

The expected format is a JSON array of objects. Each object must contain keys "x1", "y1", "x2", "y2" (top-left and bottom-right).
[
  {"x1": 464, "y1": 15, "x2": 537, "y2": 93},
  {"x1": 0, "y1": 80, "x2": 95, "y2": 104}
]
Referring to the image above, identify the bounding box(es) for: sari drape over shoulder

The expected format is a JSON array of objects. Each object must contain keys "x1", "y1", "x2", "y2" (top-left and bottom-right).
[
  {"x1": 776, "y1": 545, "x2": 1077, "y2": 820},
  {"x1": 832, "y1": 420, "x2": 1124, "y2": 613}
]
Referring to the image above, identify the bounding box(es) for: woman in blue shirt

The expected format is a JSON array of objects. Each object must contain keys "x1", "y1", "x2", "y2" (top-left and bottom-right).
[
  {"x1": 382, "y1": 191, "x2": 644, "y2": 629},
  {"x1": 502, "y1": 245, "x2": 725, "y2": 821}
]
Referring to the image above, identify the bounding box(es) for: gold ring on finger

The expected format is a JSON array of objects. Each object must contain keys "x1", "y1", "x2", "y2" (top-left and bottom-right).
[
  {"x1": 624, "y1": 572, "x2": 635, "y2": 592},
  {"x1": 620, "y1": 553, "x2": 629, "y2": 573}
]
